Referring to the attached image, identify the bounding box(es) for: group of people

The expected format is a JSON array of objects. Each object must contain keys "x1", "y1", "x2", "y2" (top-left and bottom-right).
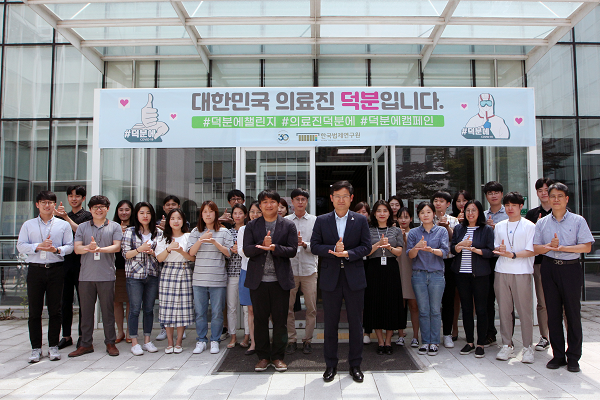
[{"x1": 17, "y1": 177, "x2": 593, "y2": 380}]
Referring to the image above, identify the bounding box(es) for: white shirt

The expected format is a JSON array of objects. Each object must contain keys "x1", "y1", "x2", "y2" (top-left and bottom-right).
[
  {"x1": 494, "y1": 218, "x2": 536, "y2": 274},
  {"x1": 237, "y1": 225, "x2": 249, "y2": 271},
  {"x1": 335, "y1": 210, "x2": 349, "y2": 239},
  {"x1": 286, "y1": 212, "x2": 318, "y2": 276},
  {"x1": 155, "y1": 233, "x2": 190, "y2": 263}
]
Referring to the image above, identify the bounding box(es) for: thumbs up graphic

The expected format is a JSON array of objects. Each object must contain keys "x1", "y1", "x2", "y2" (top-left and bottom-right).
[{"x1": 141, "y1": 93, "x2": 169, "y2": 139}]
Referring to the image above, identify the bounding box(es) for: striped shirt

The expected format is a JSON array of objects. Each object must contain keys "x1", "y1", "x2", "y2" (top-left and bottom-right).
[
  {"x1": 227, "y1": 228, "x2": 242, "y2": 278},
  {"x1": 459, "y1": 226, "x2": 478, "y2": 273},
  {"x1": 187, "y1": 227, "x2": 233, "y2": 287}
]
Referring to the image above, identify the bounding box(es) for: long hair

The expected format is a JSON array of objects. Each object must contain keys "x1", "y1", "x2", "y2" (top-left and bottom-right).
[
  {"x1": 113, "y1": 200, "x2": 134, "y2": 226},
  {"x1": 369, "y1": 200, "x2": 394, "y2": 228},
  {"x1": 163, "y1": 208, "x2": 189, "y2": 244},
  {"x1": 197, "y1": 200, "x2": 222, "y2": 232},
  {"x1": 461, "y1": 200, "x2": 486, "y2": 227},
  {"x1": 451, "y1": 190, "x2": 472, "y2": 217},
  {"x1": 133, "y1": 201, "x2": 158, "y2": 240}
]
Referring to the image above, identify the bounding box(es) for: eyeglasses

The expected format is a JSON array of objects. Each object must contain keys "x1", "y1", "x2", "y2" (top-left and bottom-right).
[
  {"x1": 465, "y1": 209, "x2": 478, "y2": 214},
  {"x1": 38, "y1": 201, "x2": 55, "y2": 206},
  {"x1": 480, "y1": 100, "x2": 493, "y2": 107},
  {"x1": 486, "y1": 191, "x2": 501, "y2": 196},
  {"x1": 91, "y1": 205, "x2": 107, "y2": 211},
  {"x1": 332, "y1": 195, "x2": 351, "y2": 200},
  {"x1": 294, "y1": 197, "x2": 307, "y2": 202}
]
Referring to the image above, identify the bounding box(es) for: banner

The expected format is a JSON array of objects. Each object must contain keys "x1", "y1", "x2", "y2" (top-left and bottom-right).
[{"x1": 96, "y1": 87, "x2": 535, "y2": 148}]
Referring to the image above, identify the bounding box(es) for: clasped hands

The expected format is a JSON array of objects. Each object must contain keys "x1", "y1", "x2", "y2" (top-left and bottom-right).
[
  {"x1": 328, "y1": 237, "x2": 349, "y2": 258},
  {"x1": 256, "y1": 231, "x2": 276, "y2": 251},
  {"x1": 36, "y1": 234, "x2": 57, "y2": 253},
  {"x1": 455, "y1": 235, "x2": 477, "y2": 253},
  {"x1": 167, "y1": 240, "x2": 185, "y2": 255},
  {"x1": 135, "y1": 240, "x2": 155, "y2": 256},
  {"x1": 199, "y1": 230, "x2": 217, "y2": 245},
  {"x1": 542, "y1": 233, "x2": 563, "y2": 252},
  {"x1": 414, "y1": 235, "x2": 435, "y2": 253}
]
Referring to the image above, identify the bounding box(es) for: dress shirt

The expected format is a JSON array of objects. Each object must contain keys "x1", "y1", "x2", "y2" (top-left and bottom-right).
[
  {"x1": 484, "y1": 205, "x2": 509, "y2": 224},
  {"x1": 533, "y1": 211, "x2": 595, "y2": 260},
  {"x1": 406, "y1": 224, "x2": 449, "y2": 273},
  {"x1": 334, "y1": 210, "x2": 349, "y2": 240},
  {"x1": 17, "y1": 216, "x2": 74, "y2": 263},
  {"x1": 285, "y1": 212, "x2": 318, "y2": 276}
]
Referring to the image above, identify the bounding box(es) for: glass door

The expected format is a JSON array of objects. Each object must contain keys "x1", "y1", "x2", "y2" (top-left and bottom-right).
[{"x1": 370, "y1": 146, "x2": 389, "y2": 204}]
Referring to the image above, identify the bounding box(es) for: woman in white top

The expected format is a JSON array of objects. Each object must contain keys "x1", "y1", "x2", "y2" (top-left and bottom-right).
[
  {"x1": 225, "y1": 203, "x2": 247, "y2": 349},
  {"x1": 156, "y1": 209, "x2": 196, "y2": 354},
  {"x1": 237, "y1": 201, "x2": 261, "y2": 355}
]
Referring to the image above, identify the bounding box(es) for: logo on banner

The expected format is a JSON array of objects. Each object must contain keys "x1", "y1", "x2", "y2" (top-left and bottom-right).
[
  {"x1": 277, "y1": 131, "x2": 290, "y2": 143},
  {"x1": 123, "y1": 93, "x2": 170, "y2": 143},
  {"x1": 461, "y1": 93, "x2": 510, "y2": 140}
]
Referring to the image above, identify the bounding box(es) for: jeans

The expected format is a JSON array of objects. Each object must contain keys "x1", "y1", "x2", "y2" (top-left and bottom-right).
[
  {"x1": 412, "y1": 270, "x2": 445, "y2": 345},
  {"x1": 193, "y1": 286, "x2": 226, "y2": 343},
  {"x1": 126, "y1": 276, "x2": 159, "y2": 338}
]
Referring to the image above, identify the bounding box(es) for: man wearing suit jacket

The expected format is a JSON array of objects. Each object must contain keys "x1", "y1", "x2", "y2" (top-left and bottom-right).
[
  {"x1": 243, "y1": 190, "x2": 297, "y2": 373},
  {"x1": 311, "y1": 180, "x2": 371, "y2": 383}
]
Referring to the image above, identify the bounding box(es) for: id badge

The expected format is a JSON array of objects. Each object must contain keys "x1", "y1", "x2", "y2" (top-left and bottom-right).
[
  {"x1": 381, "y1": 256, "x2": 387, "y2": 265},
  {"x1": 94, "y1": 252, "x2": 101, "y2": 261},
  {"x1": 40, "y1": 250, "x2": 47, "y2": 260}
]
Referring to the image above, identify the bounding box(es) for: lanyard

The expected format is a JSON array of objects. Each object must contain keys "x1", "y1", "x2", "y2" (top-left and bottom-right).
[
  {"x1": 92, "y1": 220, "x2": 107, "y2": 245},
  {"x1": 38, "y1": 216, "x2": 55, "y2": 242},
  {"x1": 506, "y1": 219, "x2": 521, "y2": 251}
]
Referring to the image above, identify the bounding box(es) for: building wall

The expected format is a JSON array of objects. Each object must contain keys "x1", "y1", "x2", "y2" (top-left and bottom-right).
[{"x1": 1, "y1": 2, "x2": 599, "y2": 302}]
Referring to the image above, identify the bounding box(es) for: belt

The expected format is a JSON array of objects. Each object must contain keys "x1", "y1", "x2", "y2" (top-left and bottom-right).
[
  {"x1": 29, "y1": 262, "x2": 63, "y2": 269},
  {"x1": 545, "y1": 257, "x2": 580, "y2": 266},
  {"x1": 340, "y1": 261, "x2": 345, "y2": 269}
]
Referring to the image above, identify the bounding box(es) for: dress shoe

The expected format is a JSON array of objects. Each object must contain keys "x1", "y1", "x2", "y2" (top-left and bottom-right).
[
  {"x1": 57, "y1": 337, "x2": 73, "y2": 350},
  {"x1": 546, "y1": 357, "x2": 567, "y2": 369},
  {"x1": 245, "y1": 349, "x2": 256, "y2": 356},
  {"x1": 255, "y1": 358, "x2": 270, "y2": 372},
  {"x1": 385, "y1": 345, "x2": 393, "y2": 355},
  {"x1": 272, "y1": 359, "x2": 287, "y2": 372},
  {"x1": 567, "y1": 360, "x2": 580, "y2": 373},
  {"x1": 323, "y1": 367, "x2": 337, "y2": 382},
  {"x1": 106, "y1": 343, "x2": 119, "y2": 357},
  {"x1": 302, "y1": 341, "x2": 312, "y2": 354},
  {"x1": 377, "y1": 345, "x2": 384, "y2": 355},
  {"x1": 285, "y1": 342, "x2": 297, "y2": 355},
  {"x1": 68, "y1": 345, "x2": 94, "y2": 358},
  {"x1": 349, "y1": 366, "x2": 364, "y2": 383}
]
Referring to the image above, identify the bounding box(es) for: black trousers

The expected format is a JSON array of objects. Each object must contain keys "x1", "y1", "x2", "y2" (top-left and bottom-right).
[
  {"x1": 441, "y1": 258, "x2": 457, "y2": 336},
  {"x1": 541, "y1": 257, "x2": 583, "y2": 362},
  {"x1": 322, "y1": 269, "x2": 364, "y2": 368},
  {"x1": 250, "y1": 281, "x2": 290, "y2": 361},
  {"x1": 61, "y1": 263, "x2": 82, "y2": 338},
  {"x1": 27, "y1": 263, "x2": 64, "y2": 349},
  {"x1": 455, "y1": 273, "x2": 489, "y2": 346}
]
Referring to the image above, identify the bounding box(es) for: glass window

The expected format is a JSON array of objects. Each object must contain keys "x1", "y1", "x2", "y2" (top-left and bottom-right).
[
  {"x1": 135, "y1": 61, "x2": 156, "y2": 88},
  {"x1": 264, "y1": 60, "x2": 313, "y2": 87},
  {"x1": 576, "y1": 45, "x2": 600, "y2": 116},
  {"x1": 423, "y1": 59, "x2": 472, "y2": 87},
  {"x1": 53, "y1": 46, "x2": 102, "y2": 118},
  {"x1": 370, "y1": 59, "x2": 420, "y2": 87},
  {"x1": 158, "y1": 60, "x2": 207, "y2": 88},
  {"x1": 6, "y1": 4, "x2": 53, "y2": 44},
  {"x1": 211, "y1": 60, "x2": 260, "y2": 87},
  {"x1": 583, "y1": 262, "x2": 600, "y2": 301},
  {"x1": 575, "y1": 5, "x2": 600, "y2": 42},
  {"x1": 105, "y1": 62, "x2": 133, "y2": 88},
  {"x1": 1, "y1": 121, "x2": 50, "y2": 236},
  {"x1": 580, "y1": 119, "x2": 600, "y2": 232},
  {"x1": 47, "y1": 2, "x2": 178, "y2": 20},
  {"x1": 321, "y1": 0, "x2": 445, "y2": 17},
  {"x1": 318, "y1": 59, "x2": 367, "y2": 87},
  {"x1": 474, "y1": 60, "x2": 494, "y2": 87},
  {"x1": 51, "y1": 120, "x2": 92, "y2": 197},
  {"x1": 527, "y1": 45, "x2": 575, "y2": 116},
  {"x1": 2, "y1": 46, "x2": 52, "y2": 118},
  {"x1": 497, "y1": 60, "x2": 524, "y2": 87}
]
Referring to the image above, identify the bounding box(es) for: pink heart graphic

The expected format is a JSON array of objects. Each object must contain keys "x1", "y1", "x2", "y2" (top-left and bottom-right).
[
  {"x1": 461, "y1": 104, "x2": 467, "y2": 109},
  {"x1": 515, "y1": 117, "x2": 523, "y2": 124},
  {"x1": 171, "y1": 114, "x2": 177, "y2": 119},
  {"x1": 120, "y1": 99, "x2": 129, "y2": 107}
]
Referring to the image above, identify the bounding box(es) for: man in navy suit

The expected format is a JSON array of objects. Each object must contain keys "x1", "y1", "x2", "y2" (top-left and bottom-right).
[{"x1": 311, "y1": 181, "x2": 371, "y2": 382}]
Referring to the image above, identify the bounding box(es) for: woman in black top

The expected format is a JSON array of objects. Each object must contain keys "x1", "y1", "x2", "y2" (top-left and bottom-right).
[
  {"x1": 113, "y1": 200, "x2": 134, "y2": 343},
  {"x1": 450, "y1": 200, "x2": 494, "y2": 357}
]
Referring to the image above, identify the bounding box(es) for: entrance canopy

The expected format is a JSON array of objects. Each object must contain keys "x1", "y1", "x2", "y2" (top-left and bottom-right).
[{"x1": 24, "y1": 0, "x2": 598, "y2": 74}]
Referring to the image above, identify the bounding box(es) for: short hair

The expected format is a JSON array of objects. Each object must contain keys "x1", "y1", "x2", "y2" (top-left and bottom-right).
[
  {"x1": 353, "y1": 201, "x2": 371, "y2": 216},
  {"x1": 330, "y1": 180, "x2": 354, "y2": 195},
  {"x1": 258, "y1": 189, "x2": 280, "y2": 204},
  {"x1": 66, "y1": 185, "x2": 86, "y2": 197},
  {"x1": 370, "y1": 200, "x2": 394, "y2": 228},
  {"x1": 227, "y1": 189, "x2": 245, "y2": 202},
  {"x1": 112, "y1": 200, "x2": 134, "y2": 225},
  {"x1": 535, "y1": 178, "x2": 554, "y2": 190},
  {"x1": 451, "y1": 190, "x2": 472, "y2": 217},
  {"x1": 197, "y1": 200, "x2": 222, "y2": 231},
  {"x1": 163, "y1": 195, "x2": 181, "y2": 206},
  {"x1": 279, "y1": 198, "x2": 289, "y2": 215},
  {"x1": 88, "y1": 195, "x2": 110, "y2": 208},
  {"x1": 548, "y1": 182, "x2": 569, "y2": 196},
  {"x1": 461, "y1": 200, "x2": 486, "y2": 227},
  {"x1": 290, "y1": 188, "x2": 309, "y2": 200},
  {"x1": 133, "y1": 202, "x2": 159, "y2": 240},
  {"x1": 397, "y1": 206, "x2": 415, "y2": 229},
  {"x1": 483, "y1": 181, "x2": 504, "y2": 194},
  {"x1": 416, "y1": 201, "x2": 435, "y2": 215},
  {"x1": 431, "y1": 191, "x2": 452, "y2": 204},
  {"x1": 503, "y1": 191, "x2": 525, "y2": 206},
  {"x1": 36, "y1": 191, "x2": 57, "y2": 203}
]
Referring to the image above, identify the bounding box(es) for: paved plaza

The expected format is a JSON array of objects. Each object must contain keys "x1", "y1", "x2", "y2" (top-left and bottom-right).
[{"x1": 1, "y1": 305, "x2": 600, "y2": 400}]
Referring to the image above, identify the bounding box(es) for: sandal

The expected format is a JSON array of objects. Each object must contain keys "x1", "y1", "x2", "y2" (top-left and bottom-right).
[
  {"x1": 239, "y1": 341, "x2": 250, "y2": 348},
  {"x1": 227, "y1": 341, "x2": 236, "y2": 349}
]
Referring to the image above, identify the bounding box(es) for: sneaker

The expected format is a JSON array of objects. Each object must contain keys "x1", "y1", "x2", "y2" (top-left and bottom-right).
[
  {"x1": 496, "y1": 345, "x2": 514, "y2": 361},
  {"x1": 428, "y1": 344, "x2": 439, "y2": 356},
  {"x1": 193, "y1": 341, "x2": 207, "y2": 354},
  {"x1": 410, "y1": 338, "x2": 419, "y2": 348},
  {"x1": 165, "y1": 346, "x2": 174, "y2": 354},
  {"x1": 131, "y1": 344, "x2": 144, "y2": 356},
  {"x1": 210, "y1": 341, "x2": 220, "y2": 354},
  {"x1": 521, "y1": 346, "x2": 535, "y2": 364},
  {"x1": 156, "y1": 328, "x2": 167, "y2": 341},
  {"x1": 460, "y1": 344, "x2": 475, "y2": 355},
  {"x1": 142, "y1": 342, "x2": 158, "y2": 353},
  {"x1": 363, "y1": 335, "x2": 371, "y2": 344},
  {"x1": 29, "y1": 348, "x2": 43, "y2": 363},
  {"x1": 418, "y1": 344, "x2": 429, "y2": 355},
  {"x1": 286, "y1": 342, "x2": 297, "y2": 354},
  {"x1": 48, "y1": 346, "x2": 61, "y2": 361},
  {"x1": 475, "y1": 347, "x2": 485, "y2": 358},
  {"x1": 395, "y1": 337, "x2": 405, "y2": 346},
  {"x1": 535, "y1": 336, "x2": 550, "y2": 351},
  {"x1": 484, "y1": 336, "x2": 497, "y2": 348},
  {"x1": 174, "y1": 345, "x2": 183, "y2": 354},
  {"x1": 443, "y1": 335, "x2": 454, "y2": 348}
]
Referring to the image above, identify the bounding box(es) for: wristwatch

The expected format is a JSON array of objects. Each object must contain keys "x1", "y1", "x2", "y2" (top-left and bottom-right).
[{"x1": 512, "y1": 252, "x2": 517, "y2": 259}]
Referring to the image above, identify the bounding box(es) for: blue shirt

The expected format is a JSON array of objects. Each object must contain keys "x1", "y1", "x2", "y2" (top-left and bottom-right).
[
  {"x1": 335, "y1": 210, "x2": 349, "y2": 240},
  {"x1": 484, "y1": 205, "x2": 509, "y2": 224},
  {"x1": 533, "y1": 211, "x2": 594, "y2": 260},
  {"x1": 406, "y1": 225, "x2": 449, "y2": 272},
  {"x1": 17, "y1": 216, "x2": 74, "y2": 263}
]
